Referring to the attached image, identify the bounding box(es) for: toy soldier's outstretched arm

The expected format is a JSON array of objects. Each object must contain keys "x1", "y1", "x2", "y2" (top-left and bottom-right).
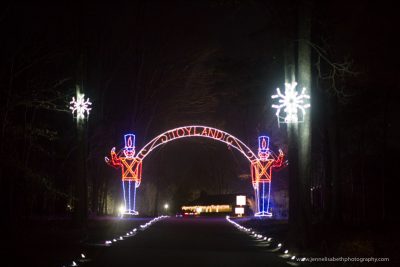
[
  {"x1": 105, "y1": 147, "x2": 122, "y2": 169},
  {"x1": 272, "y1": 149, "x2": 285, "y2": 168}
]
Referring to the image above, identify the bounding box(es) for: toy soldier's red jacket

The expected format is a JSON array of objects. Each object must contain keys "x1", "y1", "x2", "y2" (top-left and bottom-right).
[
  {"x1": 109, "y1": 150, "x2": 142, "y2": 182},
  {"x1": 251, "y1": 152, "x2": 284, "y2": 186}
]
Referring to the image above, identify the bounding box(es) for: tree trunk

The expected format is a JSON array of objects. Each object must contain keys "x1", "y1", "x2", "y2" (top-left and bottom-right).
[
  {"x1": 288, "y1": 0, "x2": 312, "y2": 249},
  {"x1": 73, "y1": 53, "x2": 89, "y2": 226},
  {"x1": 296, "y1": 0, "x2": 312, "y2": 246},
  {"x1": 104, "y1": 178, "x2": 108, "y2": 215},
  {"x1": 91, "y1": 166, "x2": 99, "y2": 215},
  {"x1": 328, "y1": 96, "x2": 341, "y2": 224},
  {"x1": 286, "y1": 35, "x2": 300, "y2": 236},
  {"x1": 73, "y1": 111, "x2": 88, "y2": 225}
]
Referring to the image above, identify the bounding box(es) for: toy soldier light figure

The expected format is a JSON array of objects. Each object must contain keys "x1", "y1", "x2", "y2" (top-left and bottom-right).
[
  {"x1": 251, "y1": 136, "x2": 285, "y2": 216},
  {"x1": 105, "y1": 134, "x2": 142, "y2": 215}
]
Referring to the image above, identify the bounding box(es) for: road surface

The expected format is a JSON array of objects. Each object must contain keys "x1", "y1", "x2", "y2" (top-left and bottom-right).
[{"x1": 84, "y1": 217, "x2": 291, "y2": 267}]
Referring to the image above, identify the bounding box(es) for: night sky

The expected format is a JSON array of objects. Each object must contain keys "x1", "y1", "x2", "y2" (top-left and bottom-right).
[{"x1": 1, "y1": 1, "x2": 398, "y2": 217}]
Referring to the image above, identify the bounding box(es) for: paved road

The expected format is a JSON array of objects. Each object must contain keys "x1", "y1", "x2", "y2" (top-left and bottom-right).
[{"x1": 85, "y1": 217, "x2": 291, "y2": 267}]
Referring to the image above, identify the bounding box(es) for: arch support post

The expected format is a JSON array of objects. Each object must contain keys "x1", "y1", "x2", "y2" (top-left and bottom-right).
[
  {"x1": 251, "y1": 136, "x2": 286, "y2": 217},
  {"x1": 105, "y1": 134, "x2": 142, "y2": 216}
]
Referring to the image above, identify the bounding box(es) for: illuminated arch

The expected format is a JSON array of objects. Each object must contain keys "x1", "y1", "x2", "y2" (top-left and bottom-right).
[
  {"x1": 106, "y1": 125, "x2": 286, "y2": 217},
  {"x1": 136, "y1": 125, "x2": 258, "y2": 162}
]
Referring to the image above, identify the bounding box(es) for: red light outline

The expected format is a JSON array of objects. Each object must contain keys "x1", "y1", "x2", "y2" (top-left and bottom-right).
[{"x1": 136, "y1": 125, "x2": 258, "y2": 162}]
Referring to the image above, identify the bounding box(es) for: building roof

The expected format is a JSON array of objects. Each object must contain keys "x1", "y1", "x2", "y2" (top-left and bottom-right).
[{"x1": 185, "y1": 192, "x2": 247, "y2": 206}]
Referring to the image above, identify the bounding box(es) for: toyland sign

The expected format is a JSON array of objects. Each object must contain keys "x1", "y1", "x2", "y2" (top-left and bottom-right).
[
  {"x1": 136, "y1": 125, "x2": 258, "y2": 162},
  {"x1": 106, "y1": 125, "x2": 286, "y2": 217}
]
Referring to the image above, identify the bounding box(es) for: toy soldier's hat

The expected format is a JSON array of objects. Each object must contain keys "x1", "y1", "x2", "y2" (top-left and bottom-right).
[
  {"x1": 124, "y1": 133, "x2": 135, "y2": 151},
  {"x1": 258, "y1": 136, "x2": 270, "y2": 153}
]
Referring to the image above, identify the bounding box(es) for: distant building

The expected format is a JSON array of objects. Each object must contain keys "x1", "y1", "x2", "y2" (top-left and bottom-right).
[{"x1": 181, "y1": 192, "x2": 250, "y2": 216}]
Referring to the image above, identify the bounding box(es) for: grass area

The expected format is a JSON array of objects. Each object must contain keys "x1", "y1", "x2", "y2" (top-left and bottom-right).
[
  {"x1": 232, "y1": 217, "x2": 398, "y2": 266},
  {"x1": 8, "y1": 216, "x2": 149, "y2": 267}
]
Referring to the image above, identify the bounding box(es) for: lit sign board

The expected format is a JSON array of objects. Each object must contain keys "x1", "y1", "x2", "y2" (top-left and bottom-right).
[
  {"x1": 236, "y1": 195, "x2": 246, "y2": 206},
  {"x1": 235, "y1": 207, "x2": 244, "y2": 215}
]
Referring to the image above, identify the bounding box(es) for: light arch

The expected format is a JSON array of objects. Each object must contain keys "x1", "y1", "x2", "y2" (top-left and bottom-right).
[{"x1": 106, "y1": 125, "x2": 285, "y2": 217}]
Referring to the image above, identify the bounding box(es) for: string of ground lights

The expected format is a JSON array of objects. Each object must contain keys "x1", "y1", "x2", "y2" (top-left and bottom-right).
[
  {"x1": 226, "y1": 216, "x2": 306, "y2": 265},
  {"x1": 61, "y1": 216, "x2": 168, "y2": 267}
]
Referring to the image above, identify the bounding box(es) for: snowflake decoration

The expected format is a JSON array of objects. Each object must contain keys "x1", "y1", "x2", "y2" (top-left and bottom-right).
[
  {"x1": 271, "y1": 82, "x2": 310, "y2": 124},
  {"x1": 70, "y1": 93, "x2": 92, "y2": 120}
]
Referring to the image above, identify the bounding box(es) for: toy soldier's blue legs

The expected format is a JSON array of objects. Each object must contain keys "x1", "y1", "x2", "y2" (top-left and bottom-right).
[
  {"x1": 122, "y1": 181, "x2": 139, "y2": 215},
  {"x1": 254, "y1": 182, "x2": 272, "y2": 217}
]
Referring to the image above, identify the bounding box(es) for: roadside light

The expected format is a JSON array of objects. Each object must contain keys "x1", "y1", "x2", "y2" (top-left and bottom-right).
[
  {"x1": 118, "y1": 205, "x2": 125, "y2": 215},
  {"x1": 164, "y1": 203, "x2": 169, "y2": 210}
]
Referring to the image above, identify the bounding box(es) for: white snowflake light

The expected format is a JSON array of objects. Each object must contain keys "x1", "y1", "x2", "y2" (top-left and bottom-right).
[
  {"x1": 70, "y1": 93, "x2": 92, "y2": 120},
  {"x1": 271, "y1": 81, "x2": 310, "y2": 124}
]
